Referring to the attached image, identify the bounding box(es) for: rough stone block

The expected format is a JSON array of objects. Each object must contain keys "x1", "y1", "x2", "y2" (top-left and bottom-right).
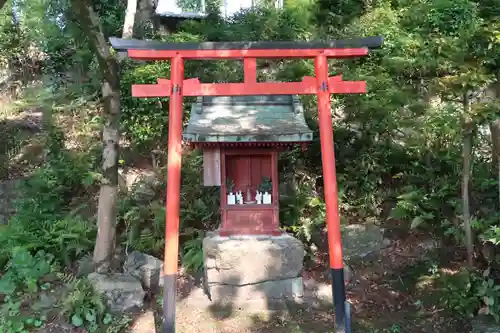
[
  {"x1": 124, "y1": 251, "x2": 164, "y2": 291},
  {"x1": 342, "y1": 224, "x2": 389, "y2": 262},
  {"x1": 207, "y1": 277, "x2": 304, "y2": 311},
  {"x1": 88, "y1": 273, "x2": 145, "y2": 313},
  {"x1": 203, "y1": 234, "x2": 305, "y2": 286}
]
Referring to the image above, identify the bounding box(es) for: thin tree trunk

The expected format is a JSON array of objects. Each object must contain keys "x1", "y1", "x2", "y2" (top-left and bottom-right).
[
  {"x1": 122, "y1": 0, "x2": 137, "y2": 39},
  {"x1": 491, "y1": 72, "x2": 500, "y2": 208},
  {"x1": 462, "y1": 92, "x2": 474, "y2": 267},
  {"x1": 70, "y1": 0, "x2": 121, "y2": 273},
  {"x1": 136, "y1": 0, "x2": 154, "y2": 37},
  {"x1": 117, "y1": 0, "x2": 138, "y2": 62},
  {"x1": 492, "y1": 120, "x2": 500, "y2": 206}
]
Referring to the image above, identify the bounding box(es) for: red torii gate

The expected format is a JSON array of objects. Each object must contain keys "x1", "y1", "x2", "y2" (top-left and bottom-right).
[{"x1": 110, "y1": 36, "x2": 383, "y2": 333}]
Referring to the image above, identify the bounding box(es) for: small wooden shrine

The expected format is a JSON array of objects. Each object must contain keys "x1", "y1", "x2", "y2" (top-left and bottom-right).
[{"x1": 183, "y1": 95, "x2": 313, "y2": 236}]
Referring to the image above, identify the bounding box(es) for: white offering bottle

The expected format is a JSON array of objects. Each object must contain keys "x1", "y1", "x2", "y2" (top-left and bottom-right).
[
  {"x1": 236, "y1": 191, "x2": 243, "y2": 204},
  {"x1": 256, "y1": 191, "x2": 262, "y2": 204},
  {"x1": 227, "y1": 192, "x2": 236, "y2": 205},
  {"x1": 262, "y1": 191, "x2": 272, "y2": 204}
]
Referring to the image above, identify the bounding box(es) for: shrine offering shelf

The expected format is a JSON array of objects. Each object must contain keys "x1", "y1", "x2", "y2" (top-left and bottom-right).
[{"x1": 222, "y1": 204, "x2": 275, "y2": 209}]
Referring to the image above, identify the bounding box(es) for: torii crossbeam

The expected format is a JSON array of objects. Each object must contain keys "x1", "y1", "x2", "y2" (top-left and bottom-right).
[{"x1": 110, "y1": 36, "x2": 383, "y2": 333}]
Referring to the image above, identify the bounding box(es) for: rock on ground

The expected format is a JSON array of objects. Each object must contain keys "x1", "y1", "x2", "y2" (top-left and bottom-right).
[
  {"x1": 124, "y1": 251, "x2": 164, "y2": 291},
  {"x1": 342, "y1": 224, "x2": 391, "y2": 262},
  {"x1": 88, "y1": 273, "x2": 145, "y2": 313}
]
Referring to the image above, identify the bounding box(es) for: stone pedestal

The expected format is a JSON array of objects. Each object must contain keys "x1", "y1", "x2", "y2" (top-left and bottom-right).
[{"x1": 202, "y1": 234, "x2": 305, "y2": 310}]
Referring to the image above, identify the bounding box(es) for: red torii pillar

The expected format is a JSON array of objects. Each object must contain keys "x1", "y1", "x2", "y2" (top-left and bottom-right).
[{"x1": 110, "y1": 36, "x2": 383, "y2": 333}]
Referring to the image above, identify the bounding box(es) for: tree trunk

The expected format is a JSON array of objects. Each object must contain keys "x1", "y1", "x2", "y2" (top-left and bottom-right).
[
  {"x1": 491, "y1": 72, "x2": 500, "y2": 208},
  {"x1": 122, "y1": 0, "x2": 138, "y2": 39},
  {"x1": 117, "y1": 0, "x2": 138, "y2": 62},
  {"x1": 462, "y1": 92, "x2": 474, "y2": 267},
  {"x1": 70, "y1": 0, "x2": 121, "y2": 273},
  {"x1": 492, "y1": 120, "x2": 500, "y2": 206},
  {"x1": 136, "y1": 0, "x2": 155, "y2": 37}
]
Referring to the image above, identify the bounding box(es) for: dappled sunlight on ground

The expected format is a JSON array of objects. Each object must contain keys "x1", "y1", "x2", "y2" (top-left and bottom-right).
[{"x1": 145, "y1": 232, "x2": 473, "y2": 333}]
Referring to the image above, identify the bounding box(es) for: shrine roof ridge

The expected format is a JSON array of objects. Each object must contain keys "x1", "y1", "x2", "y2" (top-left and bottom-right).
[{"x1": 109, "y1": 36, "x2": 383, "y2": 52}]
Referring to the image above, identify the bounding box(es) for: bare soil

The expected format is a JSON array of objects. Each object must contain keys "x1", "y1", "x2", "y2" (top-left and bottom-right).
[{"x1": 147, "y1": 231, "x2": 472, "y2": 333}]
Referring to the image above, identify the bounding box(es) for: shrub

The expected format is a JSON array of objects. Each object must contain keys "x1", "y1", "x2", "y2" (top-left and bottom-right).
[{"x1": 0, "y1": 129, "x2": 97, "y2": 268}]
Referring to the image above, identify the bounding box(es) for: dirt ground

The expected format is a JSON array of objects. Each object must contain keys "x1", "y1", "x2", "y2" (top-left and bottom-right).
[{"x1": 144, "y1": 231, "x2": 472, "y2": 333}]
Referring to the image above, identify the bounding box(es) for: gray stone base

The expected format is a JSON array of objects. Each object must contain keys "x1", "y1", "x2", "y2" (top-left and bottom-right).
[
  {"x1": 203, "y1": 234, "x2": 305, "y2": 311},
  {"x1": 207, "y1": 277, "x2": 304, "y2": 311}
]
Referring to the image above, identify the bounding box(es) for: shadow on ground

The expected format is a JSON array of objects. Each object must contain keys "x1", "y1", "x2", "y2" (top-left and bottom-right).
[{"x1": 162, "y1": 233, "x2": 475, "y2": 333}]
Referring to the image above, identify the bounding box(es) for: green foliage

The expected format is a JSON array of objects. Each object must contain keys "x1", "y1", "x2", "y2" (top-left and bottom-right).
[
  {"x1": 0, "y1": 299, "x2": 47, "y2": 333},
  {"x1": 0, "y1": 248, "x2": 53, "y2": 295},
  {"x1": 117, "y1": 150, "x2": 218, "y2": 270},
  {"x1": 0, "y1": 126, "x2": 25, "y2": 179},
  {"x1": 0, "y1": 248, "x2": 53, "y2": 333},
  {"x1": 437, "y1": 268, "x2": 500, "y2": 322},
  {"x1": 182, "y1": 233, "x2": 204, "y2": 273},
  {"x1": 390, "y1": 187, "x2": 436, "y2": 229},
  {"x1": 258, "y1": 177, "x2": 273, "y2": 193},
  {"x1": 61, "y1": 279, "x2": 107, "y2": 332},
  {"x1": 438, "y1": 269, "x2": 482, "y2": 316},
  {"x1": 0, "y1": 129, "x2": 97, "y2": 267},
  {"x1": 279, "y1": 164, "x2": 329, "y2": 249}
]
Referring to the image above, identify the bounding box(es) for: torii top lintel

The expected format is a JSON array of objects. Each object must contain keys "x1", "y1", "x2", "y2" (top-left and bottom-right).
[
  {"x1": 110, "y1": 36, "x2": 383, "y2": 97},
  {"x1": 109, "y1": 36, "x2": 383, "y2": 59}
]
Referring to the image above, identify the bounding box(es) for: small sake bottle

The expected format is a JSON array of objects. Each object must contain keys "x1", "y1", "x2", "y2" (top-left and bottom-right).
[
  {"x1": 227, "y1": 191, "x2": 236, "y2": 205},
  {"x1": 262, "y1": 191, "x2": 272, "y2": 204}
]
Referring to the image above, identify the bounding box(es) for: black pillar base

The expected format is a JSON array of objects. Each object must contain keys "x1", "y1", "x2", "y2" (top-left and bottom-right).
[
  {"x1": 331, "y1": 268, "x2": 347, "y2": 333},
  {"x1": 163, "y1": 274, "x2": 177, "y2": 333}
]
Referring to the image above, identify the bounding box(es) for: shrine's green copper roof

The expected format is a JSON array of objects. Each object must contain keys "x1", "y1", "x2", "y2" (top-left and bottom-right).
[{"x1": 183, "y1": 95, "x2": 313, "y2": 143}]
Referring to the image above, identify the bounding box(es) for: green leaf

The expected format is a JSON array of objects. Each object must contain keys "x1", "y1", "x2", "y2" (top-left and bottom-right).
[
  {"x1": 103, "y1": 313, "x2": 113, "y2": 325},
  {"x1": 71, "y1": 314, "x2": 84, "y2": 327},
  {"x1": 308, "y1": 197, "x2": 322, "y2": 207},
  {"x1": 0, "y1": 277, "x2": 16, "y2": 295},
  {"x1": 88, "y1": 322, "x2": 98, "y2": 332},
  {"x1": 85, "y1": 309, "x2": 96, "y2": 322},
  {"x1": 12, "y1": 321, "x2": 25, "y2": 332}
]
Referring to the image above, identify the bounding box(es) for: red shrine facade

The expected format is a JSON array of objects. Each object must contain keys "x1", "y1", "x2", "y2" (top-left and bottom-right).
[{"x1": 183, "y1": 95, "x2": 313, "y2": 236}]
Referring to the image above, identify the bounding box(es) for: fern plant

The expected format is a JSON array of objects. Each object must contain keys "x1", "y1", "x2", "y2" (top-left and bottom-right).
[
  {"x1": 181, "y1": 232, "x2": 204, "y2": 273},
  {"x1": 0, "y1": 216, "x2": 96, "y2": 267},
  {"x1": 0, "y1": 132, "x2": 96, "y2": 268}
]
